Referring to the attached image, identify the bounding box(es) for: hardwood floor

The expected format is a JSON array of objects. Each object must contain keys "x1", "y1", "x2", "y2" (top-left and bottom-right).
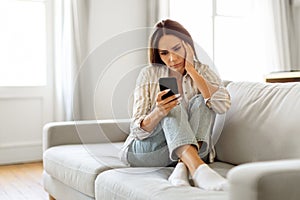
[{"x1": 0, "y1": 162, "x2": 48, "y2": 200}]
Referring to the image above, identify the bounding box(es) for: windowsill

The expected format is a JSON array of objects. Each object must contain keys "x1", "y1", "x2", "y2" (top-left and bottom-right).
[{"x1": 265, "y1": 71, "x2": 300, "y2": 83}]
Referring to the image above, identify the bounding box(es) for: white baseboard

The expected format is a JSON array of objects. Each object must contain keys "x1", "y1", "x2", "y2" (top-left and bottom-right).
[{"x1": 0, "y1": 141, "x2": 43, "y2": 165}]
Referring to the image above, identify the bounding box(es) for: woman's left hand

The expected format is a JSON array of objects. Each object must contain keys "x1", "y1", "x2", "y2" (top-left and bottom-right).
[{"x1": 182, "y1": 41, "x2": 195, "y2": 74}]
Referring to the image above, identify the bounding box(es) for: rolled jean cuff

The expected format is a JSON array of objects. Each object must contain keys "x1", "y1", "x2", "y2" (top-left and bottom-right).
[
  {"x1": 169, "y1": 139, "x2": 199, "y2": 161},
  {"x1": 196, "y1": 135, "x2": 211, "y2": 157}
]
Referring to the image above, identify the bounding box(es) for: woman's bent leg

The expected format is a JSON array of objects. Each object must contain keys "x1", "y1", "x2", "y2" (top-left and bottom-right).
[
  {"x1": 187, "y1": 95, "x2": 227, "y2": 190},
  {"x1": 127, "y1": 125, "x2": 174, "y2": 167},
  {"x1": 163, "y1": 95, "x2": 227, "y2": 190},
  {"x1": 188, "y1": 95, "x2": 215, "y2": 159},
  {"x1": 161, "y1": 103, "x2": 199, "y2": 161},
  {"x1": 177, "y1": 144, "x2": 205, "y2": 175}
]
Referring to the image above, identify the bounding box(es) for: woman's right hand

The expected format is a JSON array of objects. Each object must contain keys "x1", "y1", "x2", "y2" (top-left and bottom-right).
[
  {"x1": 140, "y1": 90, "x2": 181, "y2": 133},
  {"x1": 155, "y1": 89, "x2": 181, "y2": 117}
]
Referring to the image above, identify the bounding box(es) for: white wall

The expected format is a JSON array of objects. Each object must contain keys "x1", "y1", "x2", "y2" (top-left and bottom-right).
[{"x1": 77, "y1": 0, "x2": 149, "y2": 120}]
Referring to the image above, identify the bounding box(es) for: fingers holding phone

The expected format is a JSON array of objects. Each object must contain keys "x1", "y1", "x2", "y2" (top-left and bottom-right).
[
  {"x1": 157, "y1": 89, "x2": 181, "y2": 104},
  {"x1": 156, "y1": 78, "x2": 181, "y2": 116},
  {"x1": 156, "y1": 90, "x2": 181, "y2": 116}
]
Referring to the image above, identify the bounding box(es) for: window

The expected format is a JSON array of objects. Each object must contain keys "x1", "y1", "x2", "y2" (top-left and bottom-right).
[
  {"x1": 0, "y1": 0, "x2": 48, "y2": 86},
  {"x1": 169, "y1": 0, "x2": 213, "y2": 61},
  {"x1": 169, "y1": 0, "x2": 269, "y2": 82}
]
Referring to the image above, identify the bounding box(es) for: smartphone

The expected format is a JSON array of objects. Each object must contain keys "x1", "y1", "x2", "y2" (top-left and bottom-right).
[{"x1": 159, "y1": 77, "x2": 179, "y2": 100}]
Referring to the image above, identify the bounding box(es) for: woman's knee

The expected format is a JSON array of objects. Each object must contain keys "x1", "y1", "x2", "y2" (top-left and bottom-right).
[{"x1": 189, "y1": 94, "x2": 205, "y2": 107}]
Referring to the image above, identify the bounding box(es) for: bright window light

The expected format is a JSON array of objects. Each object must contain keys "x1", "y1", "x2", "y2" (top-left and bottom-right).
[
  {"x1": 0, "y1": 0, "x2": 47, "y2": 86},
  {"x1": 169, "y1": 0, "x2": 213, "y2": 60},
  {"x1": 169, "y1": 0, "x2": 268, "y2": 82},
  {"x1": 216, "y1": 0, "x2": 253, "y2": 16}
]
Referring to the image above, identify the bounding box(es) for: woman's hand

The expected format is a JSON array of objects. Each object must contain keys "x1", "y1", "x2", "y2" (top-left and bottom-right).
[
  {"x1": 182, "y1": 41, "x2": 218, "y2": 99},
  {"x1": 155, "y1": 89, "x2": 181, "y2": 117},
  {"x1": 182, "y1": 41, "x2": 195, "y2": 74},
  {"x1": 140, "y1": 90, "x2": 181, "y2": 133}
]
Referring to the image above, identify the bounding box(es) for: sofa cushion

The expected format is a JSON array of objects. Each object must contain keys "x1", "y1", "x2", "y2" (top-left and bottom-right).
[
  {"x1": 214, "y1": 82, "x2": 300, "y2": 165},
  {"x1": 43, "y1": 142, "x2": 127, "y2": 197},
  {"x1": 95, "y1": 162, "x2": 234, "y2": 200}
]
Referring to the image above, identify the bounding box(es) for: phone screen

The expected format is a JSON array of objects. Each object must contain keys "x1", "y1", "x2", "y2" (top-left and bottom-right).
[{"x1": 159, "y1": 77, "x2": 179, "y2": 100}]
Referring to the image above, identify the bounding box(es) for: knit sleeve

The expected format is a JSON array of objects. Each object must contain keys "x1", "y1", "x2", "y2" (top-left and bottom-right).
[
  {"x1": 196, "y1": 62, "x2": 231, "y2": 114},
  {"x1": 130, "y1": 68, "x2": 156, "y2": 140}
]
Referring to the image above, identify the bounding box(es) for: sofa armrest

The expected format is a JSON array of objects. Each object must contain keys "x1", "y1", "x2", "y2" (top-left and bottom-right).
[
  {"x1": 43, "y1": 119, "x2": 131, "y2": 151},
  {"x1": 228, "y1": 159, "x2": 300, "y2": 200}
]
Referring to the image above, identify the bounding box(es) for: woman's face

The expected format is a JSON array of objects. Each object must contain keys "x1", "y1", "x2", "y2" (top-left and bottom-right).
[{"x1": 158, "y1": 34, "x2": 186, "y2": 75}]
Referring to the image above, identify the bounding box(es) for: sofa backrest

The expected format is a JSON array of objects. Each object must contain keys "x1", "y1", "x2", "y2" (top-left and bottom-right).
[{"x1": 214, "y1": 82, "x2": 300, "y2": 165}]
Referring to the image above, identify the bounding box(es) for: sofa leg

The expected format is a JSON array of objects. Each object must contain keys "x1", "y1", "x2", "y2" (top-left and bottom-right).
[{"x1": 49, "y1": 195, "x2": 56, "y2": 200}]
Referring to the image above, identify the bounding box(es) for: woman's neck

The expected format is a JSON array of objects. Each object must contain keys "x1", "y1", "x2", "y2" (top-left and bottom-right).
[{"x1": 169, "y1": 69, "x2": 185, "y2": 79}]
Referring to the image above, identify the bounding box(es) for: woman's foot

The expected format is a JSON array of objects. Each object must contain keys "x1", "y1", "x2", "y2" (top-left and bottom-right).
[
  {"x1": 192, "y1": 164, "x2": 228, "y2": 191},
  {"x1": 168, "y1": 162, "x2": 190, "y2": 186}
]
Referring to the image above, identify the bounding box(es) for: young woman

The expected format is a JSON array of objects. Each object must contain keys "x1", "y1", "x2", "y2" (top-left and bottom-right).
[{"x1": 120, "y1": 19, "x2": 231, "y2": 191}]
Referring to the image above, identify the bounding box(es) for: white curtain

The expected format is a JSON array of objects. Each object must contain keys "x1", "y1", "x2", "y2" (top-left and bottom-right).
[
  {"x1": 53, "y1": 0, "x2": 88, "y2": 121},
  {"x1": 264, "y1": 0, "x2": 298, "y2": 72}
]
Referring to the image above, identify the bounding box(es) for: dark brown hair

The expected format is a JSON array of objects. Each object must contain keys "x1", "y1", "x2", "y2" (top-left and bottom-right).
[{"x1": 149, "y1": 19, "x2": 196, "y2": 65}]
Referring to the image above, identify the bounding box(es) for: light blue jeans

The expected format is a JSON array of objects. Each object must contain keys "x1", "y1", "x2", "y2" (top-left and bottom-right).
[{"x1": 127, "y1": 95, "x2": 215, "y2": 167}]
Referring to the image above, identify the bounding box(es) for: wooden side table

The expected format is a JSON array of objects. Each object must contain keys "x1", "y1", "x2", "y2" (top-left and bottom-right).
[{"x1": 265, "y1": 71, "x2": 300, "y2": 83}]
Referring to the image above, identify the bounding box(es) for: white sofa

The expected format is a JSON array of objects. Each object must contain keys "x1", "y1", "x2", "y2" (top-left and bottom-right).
[{"x1": 43, "y1": 81, "x2": 300, "y2": 200}]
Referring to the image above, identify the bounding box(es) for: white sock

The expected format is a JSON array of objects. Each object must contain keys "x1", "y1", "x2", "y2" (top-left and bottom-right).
[
  {"x1": 168, "y1": 162, "x2": 190, "y2": 186},
  {"x1": 192, "y1": 164, "x2": 228, "y2": 191}
]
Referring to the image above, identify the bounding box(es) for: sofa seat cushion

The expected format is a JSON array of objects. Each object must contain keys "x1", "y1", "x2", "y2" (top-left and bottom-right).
[
  {"x1": 43, "y1": 142, "x2": 127, "y2": 197},
  {"x1": 95, "y1": 162, "x2": 234, "y2": 200}
]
